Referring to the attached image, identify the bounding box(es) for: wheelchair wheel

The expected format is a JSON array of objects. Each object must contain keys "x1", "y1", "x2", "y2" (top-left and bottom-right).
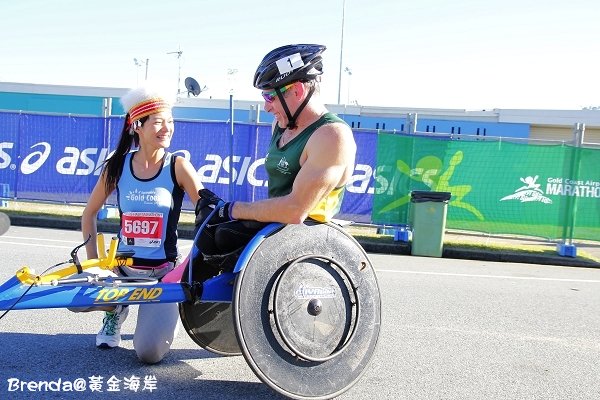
[
  {"x1": 233, "y1": 222, "x2": 381, "y2": 399},
  {"x1": 179, "y1": 264, "x2": 241, "y2": 356}
]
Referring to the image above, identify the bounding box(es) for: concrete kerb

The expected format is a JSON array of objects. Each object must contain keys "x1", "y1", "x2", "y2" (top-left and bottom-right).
[{"x1": 6, "y1": 214, "x2": 600, "y2": 269}]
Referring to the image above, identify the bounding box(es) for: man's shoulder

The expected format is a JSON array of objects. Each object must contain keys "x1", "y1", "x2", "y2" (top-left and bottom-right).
[
  {"x1": 316, "y1": 115, "x2": 353, "y2": 137},
  {"x1": 309, "y1": 120, "x2": 355, "y2": 153},
  {"x1": 319, "y1": 112, "x2": 349, "y2": 127}
]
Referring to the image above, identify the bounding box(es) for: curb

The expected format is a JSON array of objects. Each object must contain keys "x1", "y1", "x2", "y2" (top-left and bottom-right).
[{"x1": 6, "y1": 214, "x2": 600, "y2": 269}]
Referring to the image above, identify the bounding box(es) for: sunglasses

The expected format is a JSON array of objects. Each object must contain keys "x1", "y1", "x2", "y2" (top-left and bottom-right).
[{"x1": 261, "y1": 83, "x2": 294, "y2": 103}]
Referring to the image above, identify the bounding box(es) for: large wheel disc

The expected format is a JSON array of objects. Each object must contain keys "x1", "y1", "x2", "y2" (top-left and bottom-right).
[{"x1": 233, "y1": 222, "x2": 381, "y2": 399}]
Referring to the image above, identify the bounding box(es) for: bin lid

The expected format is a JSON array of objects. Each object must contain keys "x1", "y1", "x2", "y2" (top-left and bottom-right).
[{"x1": 410, "y1": 190, "x2": 451, "y2": 202}]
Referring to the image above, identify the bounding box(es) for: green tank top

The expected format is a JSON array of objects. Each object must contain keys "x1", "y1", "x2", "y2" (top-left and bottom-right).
[{"x1": 264, "y1": 112, "x2": 348, "y2": 222}]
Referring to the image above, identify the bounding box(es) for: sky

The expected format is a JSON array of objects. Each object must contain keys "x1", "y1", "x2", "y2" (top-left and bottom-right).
[{"x1": 1, "y1": 0, "x2": 599, "y2": 111}]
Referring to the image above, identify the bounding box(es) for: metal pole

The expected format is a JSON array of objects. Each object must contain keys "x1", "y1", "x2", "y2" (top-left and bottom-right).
[
  {"x1": 102, "y1": 98, "x2": 112, "y2": 118},
  {"x1": 177, "y1": 57, "x2": 181, "y2": 94},
  {"x1": 229, "y1": 94, "x2": 234, "y2": 200},
  {"x1": 561, "y1": 123, "x2": 585, "y2": 246},
  {"x1": 228, "y1": 68, "x2": 237, "y2": 198},
  {"x1": 407, "y1": 113, "x2": 418, "y2": 134},
  {"x1": 337, "y1": 0, "x2": 346, "y2": 104},
  {"x1": 135, "y1": 61, "x2": 139, "y2": 86},
  {"x1": 344, "y1": 67, "x2": 352, "y2": 104},
  {"x1": 575, "y1": 122, "x2": 586, "y2": 145},
  {"x1": 347, "y1": 75, "x2": 350, "y2": 105},
  {"x1": 145, "y1": 58, "x2": 149, "y2": 80},
  {"x1": 167, "y1": 48, "x2": 183, "y2": 95}
]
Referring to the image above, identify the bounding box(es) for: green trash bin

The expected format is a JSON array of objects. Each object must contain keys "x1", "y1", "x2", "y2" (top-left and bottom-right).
[{"x1": 410, "y1": 191, "x2": 451, "y2": 257}]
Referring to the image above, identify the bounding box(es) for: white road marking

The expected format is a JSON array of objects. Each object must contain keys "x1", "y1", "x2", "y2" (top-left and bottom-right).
[
  {"x1": 1, "y1": 236, "x2": 597, "y2": 284},
  {"x1": 376, "y1": 269, "x2": 600, "y2": 283},
  {"x1": 0, "y1": 237, "x2": 194, "y2": 251},
  {"x1": 1, "y1": 235, "x2": 81, "y2": 244},
  {"x1": 0, "y1": 240, "x2": 74, "y2": 249}
]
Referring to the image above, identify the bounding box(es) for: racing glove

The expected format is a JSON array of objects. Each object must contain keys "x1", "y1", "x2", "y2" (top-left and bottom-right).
[
  {"x1": 207, "y1": 201, "x2": 236, "y2": 227},
  {"x1": 195, "y1": 188, "x2": 236, "y2": 227},
  {"x1": 194, "y1": 188, "x2": 222, "y2": 226}
]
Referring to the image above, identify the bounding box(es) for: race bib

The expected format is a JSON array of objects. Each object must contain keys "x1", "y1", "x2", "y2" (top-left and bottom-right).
[{"x1": 121, "y1": 212, "x2": 163, "y2": 247}]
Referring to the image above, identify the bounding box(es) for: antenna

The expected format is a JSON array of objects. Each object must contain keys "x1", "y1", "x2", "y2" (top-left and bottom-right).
[
  {"x1": 133, "y1": 58, "x2": 149, "y2": 84},
  {"x1": 227, "y1": 68, "x2": 238, "y2": 94},
  {"x1": 167, "y1": 46, "x2": 183, "y2": 95},
  {"x1": 344, "y1": 66, "x2": 352, "y2": 105},
  {"x1": 184, "y1": 77, "x2": 207, "y2": 97}
]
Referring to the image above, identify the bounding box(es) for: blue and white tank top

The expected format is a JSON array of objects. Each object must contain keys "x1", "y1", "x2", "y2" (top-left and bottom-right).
[{"x1": 116, "y1": 151, "x2": 183, "y2": 265}]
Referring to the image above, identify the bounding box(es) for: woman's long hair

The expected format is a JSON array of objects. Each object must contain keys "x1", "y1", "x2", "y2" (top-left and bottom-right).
[{"x1": 101, "y1": 114, "x2": 148, "y2": 194}]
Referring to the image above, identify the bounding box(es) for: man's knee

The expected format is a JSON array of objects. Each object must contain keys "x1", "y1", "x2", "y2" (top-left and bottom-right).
[
  {"x1": 214, "y1": 220, "x2": 268, "y2": 253},
  {"x1": 195, "y1": 227, "x2": 218, "y2": 255},
  {"x1": 214, "y1": 228, "x2": 253, "y2": 252}
]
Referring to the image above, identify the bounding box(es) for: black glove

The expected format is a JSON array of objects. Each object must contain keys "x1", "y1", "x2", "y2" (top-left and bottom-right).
[
  {"x1": 194, "y1": 188, "x2": 223, "y2": 226},
  {"x1": 207, "y1": 201, "x2": 236, "y2": 227}
]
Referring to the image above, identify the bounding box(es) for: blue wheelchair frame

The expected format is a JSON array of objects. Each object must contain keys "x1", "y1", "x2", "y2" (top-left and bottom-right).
[
  {"x1": 0, "y1": 212, "x2": 383, "y2": 400},
  {"x1": 0, "y1": 219, "x2": 283, "y2": 312}
]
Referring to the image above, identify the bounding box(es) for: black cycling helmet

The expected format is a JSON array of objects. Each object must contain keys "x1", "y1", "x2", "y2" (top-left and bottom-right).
[{"x1": 253, "y1": 44, "x2": 326, "y2": 90}]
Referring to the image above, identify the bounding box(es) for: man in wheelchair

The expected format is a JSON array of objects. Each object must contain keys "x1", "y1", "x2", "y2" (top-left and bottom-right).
[{"x1": 192, "y1": 43, "x2": 357, "y2": 279}]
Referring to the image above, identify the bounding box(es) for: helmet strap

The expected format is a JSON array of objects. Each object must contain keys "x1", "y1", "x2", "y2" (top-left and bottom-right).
[{"x1": 276, "y1": 84, "x2": 315, "y2": 130}]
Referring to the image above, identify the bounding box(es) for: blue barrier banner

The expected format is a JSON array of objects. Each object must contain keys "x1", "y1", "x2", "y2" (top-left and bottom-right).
[
  {"x1": 170, "y1": 120, "x2": 272, "y2": 208},
  {"x1": 343, "y1": 129, "x2": 377, "y2": 222},
  {"x1": 0, "y1": 112, "x2": 20, "y2": 199},
  {"x1": 0, "y1": 112, "x2": 377, "y2": 222},
  {"x1": 1, "y1": 113, "x2": 107, "y2": 203}
]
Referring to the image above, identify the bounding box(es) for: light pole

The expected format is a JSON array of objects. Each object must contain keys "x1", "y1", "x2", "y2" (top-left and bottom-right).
[
  {"x1": 227, "y1": 68, "x2": 238, "y2": 94},
  {"x1": 337, "y1": 0, "x2": 346, "y2": 104},
  {"x1": 167, "y1": 47, "x2": 183, "y2": 95},
  {"x1": 344, "y1": 66, "x2": 352, "y2": 105},
  {"x1": 226, "y1": 68, "x2": 238, "y2": 200},
  {"x1": 133, "y1": 58, "x2": 149, "y2": 84}
]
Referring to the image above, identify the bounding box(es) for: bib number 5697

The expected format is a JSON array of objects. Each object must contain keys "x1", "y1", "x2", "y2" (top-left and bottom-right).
[
  {"x1": 123, "y1": 219, "x2": 158, "y2": 235},
  {"x1": 121, "y1": 212, "x2": 163, "y2": 240}
]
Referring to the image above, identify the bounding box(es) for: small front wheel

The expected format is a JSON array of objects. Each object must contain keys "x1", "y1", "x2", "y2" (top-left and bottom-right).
[{"x1": 178, "y1": 264, "x2": 241, "y2": 356}]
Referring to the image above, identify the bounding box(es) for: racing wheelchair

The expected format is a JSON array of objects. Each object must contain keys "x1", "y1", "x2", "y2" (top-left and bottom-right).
[{"x1": 0, "y1": 211, "x2": 381, "y2": 400}]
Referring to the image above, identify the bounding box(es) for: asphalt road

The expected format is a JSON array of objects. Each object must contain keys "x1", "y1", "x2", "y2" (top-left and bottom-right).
[{"x1": 1, "y1": 226, "x2": 600, "y2": 399}]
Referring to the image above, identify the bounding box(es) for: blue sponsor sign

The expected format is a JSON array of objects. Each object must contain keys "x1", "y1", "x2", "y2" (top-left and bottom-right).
[{"x1": 0, "y1": 112, "x2": 377, "y2": 222}]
